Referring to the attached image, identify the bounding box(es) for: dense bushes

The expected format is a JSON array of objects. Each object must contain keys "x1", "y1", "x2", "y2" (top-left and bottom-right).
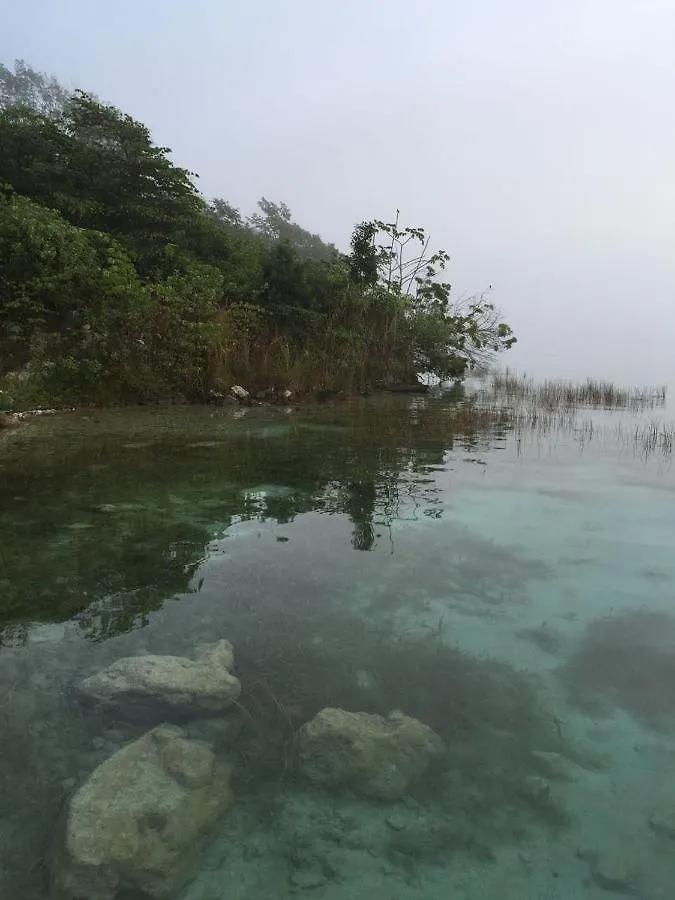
[
  {"x1": 0, "y1": 61, "x2": 516, "y2": 407},
  {"x1": 0, "y1": 192, "x2": 222, "y2": 404}
]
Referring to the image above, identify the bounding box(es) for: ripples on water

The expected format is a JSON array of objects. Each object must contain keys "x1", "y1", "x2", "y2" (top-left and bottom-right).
[{"x1": 1, "y1": 390, "x2": 674, "y2": 899}]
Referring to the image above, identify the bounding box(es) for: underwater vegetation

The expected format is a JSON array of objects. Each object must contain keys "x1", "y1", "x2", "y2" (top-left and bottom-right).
[{"x1": 560, "y1": 608, "x2": 675, "y2": 728}]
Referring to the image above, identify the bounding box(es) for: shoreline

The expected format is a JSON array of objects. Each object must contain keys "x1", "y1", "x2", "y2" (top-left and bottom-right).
[{"x1": 0, "y1": 381, "x2": 435, "y2": 427}]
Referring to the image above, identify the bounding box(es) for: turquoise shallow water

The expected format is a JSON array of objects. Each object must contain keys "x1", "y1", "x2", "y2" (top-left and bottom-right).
[{"x1": 1, "y1": 395, "x2": 675, "y2": 899}]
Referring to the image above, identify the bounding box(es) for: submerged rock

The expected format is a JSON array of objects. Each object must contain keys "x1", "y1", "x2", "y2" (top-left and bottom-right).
[
  {"x1": 76, "y1": 640, "x2": 241, "y2": 722},
  {"x1": 530, "y1": 749, "x2": 579, "y2": 781},
  {"x1": 591, "y1": 851, "x2": 638, "y2": 894},
  {"x1": 296, "y1": 707, "x2": 444, "y2": 800},
  {"x1": 53, "y1": 725, "x2": 233, "y2": 900}
]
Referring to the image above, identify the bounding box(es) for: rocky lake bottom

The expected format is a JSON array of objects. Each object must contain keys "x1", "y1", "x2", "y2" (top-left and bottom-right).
[{"x1": 1, "y1": 395, "x2": 675, "y2": 899}]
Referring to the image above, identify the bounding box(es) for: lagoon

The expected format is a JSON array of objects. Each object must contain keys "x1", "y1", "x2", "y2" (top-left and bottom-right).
[{"x1": 1, "y1": 389, "x2": 674, "y2": 899}]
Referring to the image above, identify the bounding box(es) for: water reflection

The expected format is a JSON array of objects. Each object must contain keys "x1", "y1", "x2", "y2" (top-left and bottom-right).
[
  {"x1": 0, "y1": 398, "x2": 499, "y2": 641},
  {"x1": 1, "y1": 394, "x2": 675, "y2": 899}
]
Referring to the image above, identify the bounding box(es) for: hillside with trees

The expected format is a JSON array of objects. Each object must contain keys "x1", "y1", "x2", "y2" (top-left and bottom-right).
[{"x1": 0, "y1": 59, "x2": 516, "y2": 409}]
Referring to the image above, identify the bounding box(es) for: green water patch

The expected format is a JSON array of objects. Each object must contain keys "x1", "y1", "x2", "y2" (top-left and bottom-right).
[{"x1": 0, "y1": 401, "x2": 505, "y2": 636}]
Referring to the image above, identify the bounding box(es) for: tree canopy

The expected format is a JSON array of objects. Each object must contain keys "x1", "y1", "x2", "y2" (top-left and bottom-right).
[{"x1": 0, "y1": 60, "x2": 515, "y2": 408}]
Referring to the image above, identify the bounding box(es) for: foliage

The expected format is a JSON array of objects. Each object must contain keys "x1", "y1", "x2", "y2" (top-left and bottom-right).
[
  {"x1": 0, "y1": 58, "x2": 71, "y2": 117},
  {"x1": 348, "y1": 210, "x2": 517, "y2": 379},
  {"x1": 0, "y1": 192, "x2": 222, "y2": 403},
  {"x1": 0, "y1": 59, "x2": 516, "y2": 407},
  {"x1": 248, "y1": 197, "x2": 339, "y2": 262}
]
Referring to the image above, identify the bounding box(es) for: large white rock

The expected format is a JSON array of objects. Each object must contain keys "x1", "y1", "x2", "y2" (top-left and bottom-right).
[
  {"x1": 296, "y1": 707, "x2": 444, "y2": 800},
  {"x1": 76, "y1": 640, "x2": 241, "y2": 721},
  {"x1": 53, "y1": 725, "x2": 233, "y2": 900}
]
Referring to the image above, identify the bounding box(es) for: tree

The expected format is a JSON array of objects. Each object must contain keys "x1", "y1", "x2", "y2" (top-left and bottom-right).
[
  {"x1": 0, "y1": 90, "x2": 211, "y2": 276},
  {"x1": 63, "y1": 93, "x2": 205, "y2": 266},
  {"x1": 259, "y1": 241, "x2": 312, "y2": 328},
  {"x1": 249, "y1": 197, "x2": 339, "y2": 262},
  {"x1": 348, "y1": 221, "x2": 379, "y2": 288},
  {"x1": 0, "y1": 191, "x2": 146, "y2": 378},
  {"x1": 0, "y1": 59, "x2": 71, "y2": 117},
  {"x1": 0, "y1": 191, "x2": 224, "y2": 402},
  {"x1": 0, "y1": 104, "x2": 74, "y2": 211},
  {"x1": 346, "y1": 212, "x2": 516, "y2": 379},
  {"x1": 208, "y1": 198, "x2": 245, "y2": 230}
]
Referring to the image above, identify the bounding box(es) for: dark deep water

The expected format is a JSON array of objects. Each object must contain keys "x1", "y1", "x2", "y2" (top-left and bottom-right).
[{"x1": 2, "y1": 394, "x2": 675, "y2": 899}]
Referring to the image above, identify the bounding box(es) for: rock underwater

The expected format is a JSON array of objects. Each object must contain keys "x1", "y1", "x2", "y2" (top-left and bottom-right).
[
  {"x1": 53, "y1": 724, "x2": 233, "y2": 900},
  {"x1": 75, "y1": 639, "x2": 241, "y2": 723},
  {"x1": 296, "y1": 707, "x2": 444, "y2": 801}
]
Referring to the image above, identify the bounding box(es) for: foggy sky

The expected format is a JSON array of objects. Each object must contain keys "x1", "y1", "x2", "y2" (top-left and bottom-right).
[{"x1": 3, "y1": 1, "x2": 675, "y2": 386}]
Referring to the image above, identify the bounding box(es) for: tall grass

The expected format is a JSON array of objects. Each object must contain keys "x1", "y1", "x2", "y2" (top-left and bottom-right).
[
  {"x1": 502, "y1": 405, "x2": 675, "y2": 461},
  {"x1": 625, "y1": 420, "x2": 675, "y2": 459},
  {"x1": 204, "y1": 304, "x2": 415, "y2": 395},
  {"x1": 457, "y1": 370, "x2": 674, "y2": 460},
  {"x1": 490, "y1": 369, "x2": 667, "y2": 411}
]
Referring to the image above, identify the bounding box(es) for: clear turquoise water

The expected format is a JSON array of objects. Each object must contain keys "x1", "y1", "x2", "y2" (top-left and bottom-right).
[{"x1": 1, "y1": 395, "x2": 675, "y2": 899}]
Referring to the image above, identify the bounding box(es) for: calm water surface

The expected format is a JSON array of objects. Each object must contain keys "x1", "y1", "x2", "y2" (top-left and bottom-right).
[{"x1": 1, "y1": 394, "x2": 675, "y2": 899}]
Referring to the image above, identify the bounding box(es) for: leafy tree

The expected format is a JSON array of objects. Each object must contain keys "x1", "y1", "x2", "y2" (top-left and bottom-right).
[
  {"x1": 63, "y1": 93, "x2": 205, "y2": 267},
  {"x1": 0, "y1": 191, "x2": 147, "y2": 381},
  {"x1": 0, "y1": 91, "x2": 208, "y2": 275},
  {"x1": 249, "y1": 197, "x2": 339, "y2": 262},
  {"x1": 346, "y1": 212, "x2": 516, "y2": 379},
  {"x1": 0, "y1": 192, "x2": 223, "y2": 402},
  {"x1": 348, "y1": 221, "x2": 379, "y2": 288},
  {"x1": 0, "y1": 105, "x2": 75, "y2": 212},
  {"x1": 259, "y1": 241, "x2": 313, "y2": 330},
  {"x1": 208, "y1": 198, "x2": 245, "y2": 230},
  {"x1": 0, "y1": 59, "x2": 71, "y2": 116}
]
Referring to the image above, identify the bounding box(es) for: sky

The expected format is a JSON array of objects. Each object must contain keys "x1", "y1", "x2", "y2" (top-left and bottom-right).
[{"x1": 3, "y1": 0, "x2": 675, "y2": 386}]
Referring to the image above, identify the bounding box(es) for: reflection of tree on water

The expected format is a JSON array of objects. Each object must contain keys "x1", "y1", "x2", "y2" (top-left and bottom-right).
[
  {"x1": 344, "y1": 479, "x2": 377, "y2": 551},
  {"x1": 0, "y1": 398, "x2": 511, "y2": 641}
]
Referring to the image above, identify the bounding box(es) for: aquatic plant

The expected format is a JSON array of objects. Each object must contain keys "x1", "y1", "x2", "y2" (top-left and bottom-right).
[
  {"x1": 559, "y1": 609, "x2": 675, "y2": 728},
  {"x1": 490, "y1": 369, "x2": 666, "y2": 411},
  {"x1": 517, "y1": 622, "x2": 564, "y2": 656},
  {"x1": 628, "y1": 419, "x2": 675, "y2": 459},
  {"x1": 465, "y1": 371, "x2": 674, "y2": 460}
]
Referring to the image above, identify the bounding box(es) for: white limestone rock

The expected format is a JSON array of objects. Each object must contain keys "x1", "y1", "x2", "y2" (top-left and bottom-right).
[
  {"x1": 76, "y1": 640, "x2": 240, "y2": 722},
  {"x1": 296, "y1": 707, "x2": 444, "y2": 800},
  {"x1": 53, "y1": 724, "x2": 233, "y2": 899}
]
